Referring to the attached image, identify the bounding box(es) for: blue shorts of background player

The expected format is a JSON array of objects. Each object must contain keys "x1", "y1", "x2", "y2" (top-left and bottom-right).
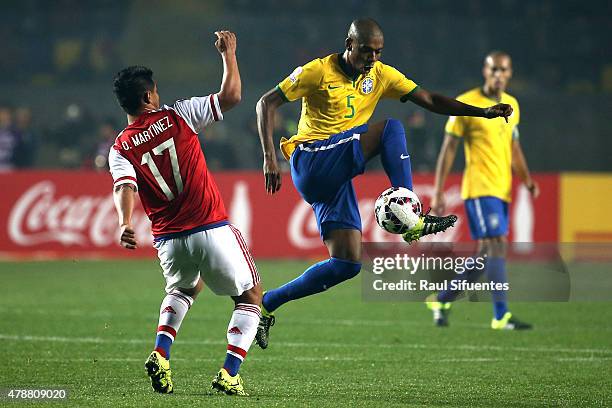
[
  {"x1": 464, "y1": 196, "x2": 509, "y2": 240},
  {"x1": 290, "y1": 124, "x2": 368, "y2": 240},
  {"x1": 435, "y1": 195, "x2": 514, "y2": 324}
]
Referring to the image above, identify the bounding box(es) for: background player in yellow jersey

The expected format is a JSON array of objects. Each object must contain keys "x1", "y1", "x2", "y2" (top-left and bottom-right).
[
  {"x1": 254, "y1": 18, "x2": 514, "y2": 347},
  {"x1": 428, "y1": 51, "x2": 539, "y2": 330}
]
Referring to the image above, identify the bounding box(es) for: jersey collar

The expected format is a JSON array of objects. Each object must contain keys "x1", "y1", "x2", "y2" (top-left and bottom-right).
[
  {"x1": 479, "y1": 87, "x2": 504, "y2": 103},
  {"x1": 337, "y1": 53, "x2": 360, "y2": 81}
]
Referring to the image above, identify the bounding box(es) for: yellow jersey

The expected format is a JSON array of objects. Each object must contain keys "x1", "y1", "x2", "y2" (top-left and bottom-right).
[
  {"x1": 445, "y1": 88, "x2": 520, "y2": 202},
  {"x1": 277, "y1": 54, "x2": 419, "y2": 160}
]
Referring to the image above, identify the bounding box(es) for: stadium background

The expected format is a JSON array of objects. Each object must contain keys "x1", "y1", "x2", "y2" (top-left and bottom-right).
[
  {"x1": 1, "y1": 1, "x2": 611, "y2": 406},
  {"x1": 1, "y1": 0, "x2": 610, "y2": 257}
]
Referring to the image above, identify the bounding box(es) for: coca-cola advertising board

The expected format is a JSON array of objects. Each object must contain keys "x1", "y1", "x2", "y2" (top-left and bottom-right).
[{"x1": 0, "y1": 171, "x2": 559, "y2": 259}]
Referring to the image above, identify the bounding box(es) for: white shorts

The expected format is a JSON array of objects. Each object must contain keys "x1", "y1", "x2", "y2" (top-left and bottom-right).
[{"x1": 153, "y1": 224, "x2": 260, "y2": 296}]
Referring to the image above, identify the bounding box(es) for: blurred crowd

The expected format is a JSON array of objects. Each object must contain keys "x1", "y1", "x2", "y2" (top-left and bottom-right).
[
  {"x1": 0, "y1": 104, "x2": 37, "y2": 171},
  {"x1": 0, "y1": 102, "x2": 116, "y2": 171},
  {"x1": 0, "y1": 0, "x2": 609, "y2": 172},
  {"x1": 0, "y1": 101, "x2": 440, "y2": 172}
]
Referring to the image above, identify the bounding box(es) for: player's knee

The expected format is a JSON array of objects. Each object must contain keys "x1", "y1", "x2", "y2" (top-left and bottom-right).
[
  {"x1": 176, "y1": 279, "x2": 203, "y2": 299},
  {"x1": 482, "y1": 236, "x2": 506, "y2": 257},
  {"x1": 330, "y1": 257, "x2": 362, "y2": 282},
  {"x1": 233, "y1": 283, "x2": 262, "y2": 305},
  {"x1": 383, "y1": 118, "x2": 405, "y2": 137},
  {"x1": 248, "y1": 283, "x2": 263, "y2": 304}
]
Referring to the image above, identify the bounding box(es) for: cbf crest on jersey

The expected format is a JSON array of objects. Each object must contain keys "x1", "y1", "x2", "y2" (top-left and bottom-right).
[{"x1": 361, "y1": 77, "x2": 374, "y2": 94}]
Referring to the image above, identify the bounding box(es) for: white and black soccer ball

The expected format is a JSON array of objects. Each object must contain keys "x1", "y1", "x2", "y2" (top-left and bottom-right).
[{"x1": 374, "y1": 187, "x2": 422, "y2": 234}]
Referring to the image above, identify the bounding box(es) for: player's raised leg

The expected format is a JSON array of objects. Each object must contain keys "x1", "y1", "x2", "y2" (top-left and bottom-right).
[
  {"x1": 360, "y1": 119, "x2": 458, "y2": 242},
  {"x1": 360, "y1": 119, "x2": 413, "y2": 189}
]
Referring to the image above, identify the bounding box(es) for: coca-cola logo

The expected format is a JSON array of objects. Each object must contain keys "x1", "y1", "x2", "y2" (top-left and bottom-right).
[
  {"x1": 287, "y1": 183, "x2": 464, "y2": 249},
  {"x1": 2, "y1": 176, "x2": 473, "y2": 256},
  {"x1": 8, "y1": 181, "x2": 152, "y2": 247}
]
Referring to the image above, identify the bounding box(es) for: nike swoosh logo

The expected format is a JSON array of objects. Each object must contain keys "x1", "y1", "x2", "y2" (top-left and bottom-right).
[
  {"x1": 400, "y1": 154, "x2": 410, "y2": 159},
  {"x1": 328, "y1": 85, "x2": 342, "y2": 89}
]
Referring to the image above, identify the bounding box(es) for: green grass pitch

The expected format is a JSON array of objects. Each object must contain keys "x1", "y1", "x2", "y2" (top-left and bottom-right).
[{"x1": 1, "y1": 260, "x2": 611, "y2": 407}]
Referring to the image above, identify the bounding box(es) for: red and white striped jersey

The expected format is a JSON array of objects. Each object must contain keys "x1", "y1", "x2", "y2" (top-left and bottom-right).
[{"x1": 109, "y1": 94, "x2": 228, "y2": 238}]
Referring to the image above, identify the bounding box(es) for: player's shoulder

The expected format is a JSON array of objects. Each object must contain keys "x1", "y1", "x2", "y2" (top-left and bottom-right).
[
  {"x1": 318, "y1": 54, "x2": 336, "y2": 65},
  {"x1": 456, "y1": 87, "x2": 482, "y2": 102},
  {"x1": 114, "y1": 107, "x2": 178, "y2": 138},
  {"x1": 308, "y1": 55, "x2": 333, "y2": 76},
  {"x1": 287, "y1": 56, "x2": 326, "y2": 79},
  {"x1": 113, "y1": 129, "x2": 127, "y2": 145},
  {"x1": 284, "y1": 56, "x2": 327, "y2": 87},
  {"x1": 373, "y1": 61, "x2": 400, "y2": 76},
  {"x1": 502, "y1": 91, "x2": 519, "y2": 107},
  {"x1": 300, "y1": 55, "x2": 327, "y2": 71}
]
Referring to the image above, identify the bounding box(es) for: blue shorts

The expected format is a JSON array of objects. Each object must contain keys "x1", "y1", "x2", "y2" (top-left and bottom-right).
[
  {"x1": 464, "y1": 196, "x2": 509, "y2": 240},
  {"x1": 290, "y1": 124, "x2": 368, "y2": 240}
]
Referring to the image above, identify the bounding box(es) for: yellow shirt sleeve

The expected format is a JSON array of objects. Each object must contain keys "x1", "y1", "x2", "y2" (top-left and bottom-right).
[
  {"x1": 381, "y1": 64, "x2": 419, "y2": 100},
  {"x1": 511, "y1": 99, "x2": 520, "y2": 139},
  {"x1": 277, "y1": 59, "x2": 324, "y2": 102},
  {"x1": 514, "y1": 102, "x2": 520, "y2": 126},
  {"x1": 445, "y1": 115, "x2": 467, "y2": 138}
]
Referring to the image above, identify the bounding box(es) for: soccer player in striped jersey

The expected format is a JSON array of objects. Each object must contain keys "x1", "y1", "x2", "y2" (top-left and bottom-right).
[
  {"x1": 254, "y1": 18, "x2": 514, "y2": 347},
  {"x1": 110, "y1": 31, "x2": 261, "y2": 396},
  {"x1": 428, "y1": 51, "x2": 538, "y2": 330}
]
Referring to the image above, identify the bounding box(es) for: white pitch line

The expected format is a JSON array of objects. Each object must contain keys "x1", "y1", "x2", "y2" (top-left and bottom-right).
[
  {"x1": 432, "y1": 357, "x2": 505, "y2": 363},
  {"x1": 1, "y1": 333, "x2": 610, "y2": 356},
  {"x1": 5, "y1": 307, "x2": 612, "y2": 333},
  {"x1": 554, "y1": 357, "x2": 612, "y2": 362},
  {"x1": 15, "y1": 356, "x2": 612, "y2": 364},
  {"x1": 0, "y1": 334, "x2": 222, "y2": 346}
]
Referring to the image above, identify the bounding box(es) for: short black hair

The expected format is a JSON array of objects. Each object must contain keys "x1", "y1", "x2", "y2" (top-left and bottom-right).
[{"x1": 113, "y1": 66, "x2": 155, "y2": 115}]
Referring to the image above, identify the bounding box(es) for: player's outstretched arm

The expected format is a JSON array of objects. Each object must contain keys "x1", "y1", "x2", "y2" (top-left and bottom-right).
[
  {"x1": 512, "y1": 139, "x2": 540, "y2": 198},
  {"x1": 406, "y1": 88, "x2": 513, "y2": 122},
  {"x1": 432, "y1": 133, "x2": 460, "y2": 215},
  {"x1": 113, "y1": 184, "x2": 138, "y2": 249},
  {"x1": 256, "y1": 88, "x2": 287, "y2": 194},
  {"x1": 215, "y1": 30, "x2": 241, "y2": 112}
]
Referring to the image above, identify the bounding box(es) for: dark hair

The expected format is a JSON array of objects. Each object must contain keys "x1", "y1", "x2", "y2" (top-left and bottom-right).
[{"x1": 113, "y1": 66, "x2": 155, "y2": 115}]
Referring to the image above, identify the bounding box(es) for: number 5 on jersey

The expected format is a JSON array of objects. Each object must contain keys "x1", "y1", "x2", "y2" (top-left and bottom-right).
[
  {"x1": 141, "y1": 138, "x2": 184, "y2": 201},
  {"x1": 344, "y1": 95, "x2": 356, "y2": 118}
]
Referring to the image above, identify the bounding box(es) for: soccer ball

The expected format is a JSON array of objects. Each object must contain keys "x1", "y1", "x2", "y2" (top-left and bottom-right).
[{"x1": 374, "y1": 187, "x2": 422, "y2": 234}]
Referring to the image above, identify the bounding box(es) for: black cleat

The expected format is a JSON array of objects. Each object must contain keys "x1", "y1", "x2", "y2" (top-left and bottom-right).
[
  {"x1": 425, "y1": 294, "x2": 452, "y2": 327},
  {"x1": 255, "y1": 305, "x2": 275, "y2": 349},
  {"x1": 491, "y1": 312, "x2": 533, "y2": 330},
  {"x1": 403, "y1": 211, "x2": 458, "y2": 243}
]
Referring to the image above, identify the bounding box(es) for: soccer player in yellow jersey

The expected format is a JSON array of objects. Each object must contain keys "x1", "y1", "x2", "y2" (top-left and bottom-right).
[
  {"x1": 427, "y1": 51, "x2": 539, "y2": 330},
  {"x1": 254, "y1": 18, "x2": 514, "y2": 347}
]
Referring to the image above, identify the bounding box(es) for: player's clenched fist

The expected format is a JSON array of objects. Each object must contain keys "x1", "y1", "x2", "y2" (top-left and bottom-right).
[
  {"x1": 215, "y1": 30, "x2": 236, "y2": 54},
  {"x1": 119, "y1": 224, "x2": 138, "y2": 250},
  {"x1": 484, "y1": 103, "x2": 513, "y2": 122}
]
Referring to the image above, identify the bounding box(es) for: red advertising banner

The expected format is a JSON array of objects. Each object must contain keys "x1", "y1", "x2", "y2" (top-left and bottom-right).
[{"x1": 0, "y1": 171, "x2": 559, "y2": 259}]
